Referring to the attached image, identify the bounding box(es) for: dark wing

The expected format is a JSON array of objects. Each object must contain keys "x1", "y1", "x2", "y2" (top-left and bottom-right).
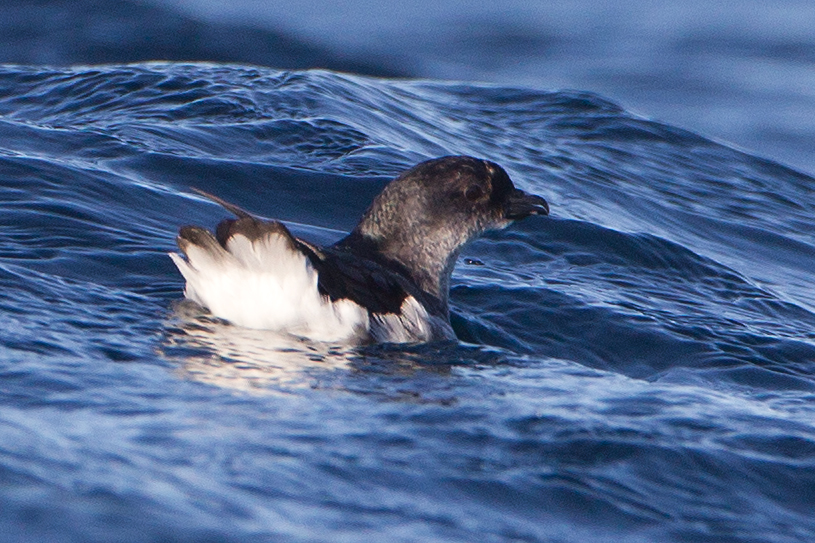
[
  {"x1": 189, "y1": 188, "x2": 300, "y2": 252},
  {"x1": 177, "y1": 225, "x2": 223, "y2": 257},
  {"x1": 309, "y1": 247, "x2": 411, "y2": 315},
  {"x1": 214, "y1": 216, "x2": 300, "y2": 252},
  {"x1": 191, "y1": 188, "x2": 252, "y2": 219}
]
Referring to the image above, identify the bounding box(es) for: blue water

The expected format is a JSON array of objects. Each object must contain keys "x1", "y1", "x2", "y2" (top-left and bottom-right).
[{"x1": 2, "y1": 3, "x2": 815, "y2": 543}]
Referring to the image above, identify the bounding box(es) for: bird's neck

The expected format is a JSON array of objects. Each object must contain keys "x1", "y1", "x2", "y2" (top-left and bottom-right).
[{"x1": 337, "y1": 229, "x2": 458, "y2": 313}]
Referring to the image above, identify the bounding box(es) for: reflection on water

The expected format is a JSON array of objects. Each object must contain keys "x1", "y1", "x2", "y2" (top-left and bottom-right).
[
  {"x1": 162, "y1": 300, "x2": 470, "y2": 396},
  {"x1": 162, "y1": 300, "x2": 357, "y2": 393}
]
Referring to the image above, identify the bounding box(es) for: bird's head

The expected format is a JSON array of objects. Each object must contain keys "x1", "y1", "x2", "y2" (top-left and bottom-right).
[{"x1": 356, "y1": 155, "x2": 548, "y2": 250}]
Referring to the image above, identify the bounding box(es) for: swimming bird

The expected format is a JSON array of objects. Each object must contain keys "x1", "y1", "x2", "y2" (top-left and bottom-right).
[{"x1": 170, "y1": 156, "x2": 549, "y2": 343}]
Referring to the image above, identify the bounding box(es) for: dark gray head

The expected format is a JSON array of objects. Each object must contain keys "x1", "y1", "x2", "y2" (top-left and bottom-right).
[{"x1": 339, "y1": 155, "x2": 549, "y2": 308}]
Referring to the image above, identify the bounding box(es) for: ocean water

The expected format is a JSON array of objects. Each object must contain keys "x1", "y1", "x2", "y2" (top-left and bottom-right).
[{"x1": 1, "y1": 3, "x2": 815, "y2": 543}]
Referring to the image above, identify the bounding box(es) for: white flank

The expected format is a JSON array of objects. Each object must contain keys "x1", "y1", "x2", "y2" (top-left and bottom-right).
[
  {"x1": 370, "y1": 295, "x2": 436, "y2": 343},
  {"x1": 170, "y1": 232, "x2": 368, "y2": 342}
]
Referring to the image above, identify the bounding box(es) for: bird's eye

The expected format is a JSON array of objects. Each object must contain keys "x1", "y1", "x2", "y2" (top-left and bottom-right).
[{"x1": 464, "y1": 185, "x2": 484, "y2": 202}]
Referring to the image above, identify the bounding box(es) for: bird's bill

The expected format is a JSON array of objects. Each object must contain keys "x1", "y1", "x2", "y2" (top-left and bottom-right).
[{"x1": 504, "y1": 189, "x2": 549, "y2": 220}]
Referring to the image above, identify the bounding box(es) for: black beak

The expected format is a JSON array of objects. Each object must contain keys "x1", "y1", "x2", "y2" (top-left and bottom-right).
[{"x1": 504, "y1": 189, "x2": 549, "y2": 220}]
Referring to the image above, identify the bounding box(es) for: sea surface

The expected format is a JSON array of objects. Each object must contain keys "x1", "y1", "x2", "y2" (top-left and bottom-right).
[{"x1": 1, "y1": 2, "x2": 815, "y2": 543}]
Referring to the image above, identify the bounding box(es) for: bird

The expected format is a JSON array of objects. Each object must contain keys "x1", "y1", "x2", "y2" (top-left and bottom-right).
[{"x1": 170, "y1": 155, "x2": 549, "y2": 344}]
